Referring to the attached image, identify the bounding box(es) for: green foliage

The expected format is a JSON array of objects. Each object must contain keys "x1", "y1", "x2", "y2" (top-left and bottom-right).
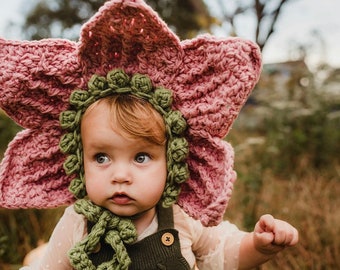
[
  {"x1": 226, "y1": 84, "x2": 340, "y2": 268},
  {"x1": 223, "y1": 60, "x2": 340, "y2": 269},
  {"x1": 262, "y1": 97, "x2": 340, "y2": 177},
  {"x1": 0, "y1": 111, "x2": 21, "y2": 159}
]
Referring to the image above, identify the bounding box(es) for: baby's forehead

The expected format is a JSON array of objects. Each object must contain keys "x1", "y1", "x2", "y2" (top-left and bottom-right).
[{"x1": 82, "y1": 98, "x2": 111, "y2": 117}]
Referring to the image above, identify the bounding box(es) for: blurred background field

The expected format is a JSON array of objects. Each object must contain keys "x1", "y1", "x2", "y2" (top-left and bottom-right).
[{"x1": 1, "y1": 0, "x2": 339, "y2": 269}]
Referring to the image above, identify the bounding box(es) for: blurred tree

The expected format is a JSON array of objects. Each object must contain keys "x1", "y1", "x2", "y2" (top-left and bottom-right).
[
  {"x1": 147, "y1": 0, "x2": 215, "y2": 39},
  {"x1": 208, "y1": 0, "x2": 293, "y2": 50},
  {"x1": 21, "y1": 0, "x2": 214, "y2": 40},
  {"x1": 22, "y1": 0, "x2": 106, "y2": 40}
]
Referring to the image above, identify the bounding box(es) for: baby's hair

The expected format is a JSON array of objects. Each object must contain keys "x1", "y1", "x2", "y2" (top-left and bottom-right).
[{"x1": 84, "y1": 95, "x2": 166, "y2": 146}]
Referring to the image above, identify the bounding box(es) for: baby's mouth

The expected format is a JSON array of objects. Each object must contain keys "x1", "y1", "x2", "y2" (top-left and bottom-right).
[{"x1": 112, "y1": 193, "x2": 132, "y2": 205}]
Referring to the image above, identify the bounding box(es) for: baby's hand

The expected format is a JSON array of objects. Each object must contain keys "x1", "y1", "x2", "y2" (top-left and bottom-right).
[{"x1": 253, "y1": 214, "x2": 299, "y2": 255}]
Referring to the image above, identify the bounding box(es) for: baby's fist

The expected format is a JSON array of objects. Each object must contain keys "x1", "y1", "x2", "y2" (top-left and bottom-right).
[{"x1": 253, "y1": 214, "x2": 299, "y2": 255}]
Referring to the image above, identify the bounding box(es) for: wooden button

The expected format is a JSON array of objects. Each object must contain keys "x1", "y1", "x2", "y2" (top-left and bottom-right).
[{"x1": 161, "y1": 232, "x2": 174, "y2": 246}]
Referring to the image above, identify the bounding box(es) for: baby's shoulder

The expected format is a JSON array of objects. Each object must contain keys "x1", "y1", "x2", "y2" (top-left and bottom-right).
[
  {"x1": 60, "y1": 204, "x2": 87, "y2": 228},
  {"x1": 173, "y1": 204, "x2": 204, "y2": 232}
]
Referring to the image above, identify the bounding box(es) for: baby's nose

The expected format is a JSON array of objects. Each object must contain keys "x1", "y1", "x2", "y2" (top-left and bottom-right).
[{"x1": 111, "y1": 163, "x2": 132, "y2": 184}]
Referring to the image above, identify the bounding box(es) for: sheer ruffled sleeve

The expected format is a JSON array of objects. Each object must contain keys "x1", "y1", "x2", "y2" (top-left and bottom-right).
[
  {"x1": 21, "y1": 205, "x2": 86, "y2": 270},
  {"x1": 174, "y1": 204, "x2": 247, "y2": 270}
]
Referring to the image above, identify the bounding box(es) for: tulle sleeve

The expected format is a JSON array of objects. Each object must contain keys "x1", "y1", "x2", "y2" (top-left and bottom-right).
[
  {"x1": 174, "y1": 204, "x2": 247, "y2": 270},
  {"x1": 21, "y1": 205, "x2": 87, "y2": 270}
]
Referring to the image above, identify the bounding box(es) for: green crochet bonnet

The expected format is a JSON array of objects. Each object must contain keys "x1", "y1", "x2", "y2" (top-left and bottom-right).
[{"x1": 59, "y1": 69, "x2": 189, "y2": 269}]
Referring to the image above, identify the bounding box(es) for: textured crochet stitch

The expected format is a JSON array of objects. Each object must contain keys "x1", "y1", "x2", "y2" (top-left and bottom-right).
[
  {"x1": 0, "y1": 0, "x2": 262, "y2": 227},
  {"x1": 60, "y1": 69, "x2": 189, "y2": 208}
]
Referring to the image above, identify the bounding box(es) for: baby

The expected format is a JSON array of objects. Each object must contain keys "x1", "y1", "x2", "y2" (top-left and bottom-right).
[{"x1": 0, "y1": 1, "x2": 298, "y2": 269}]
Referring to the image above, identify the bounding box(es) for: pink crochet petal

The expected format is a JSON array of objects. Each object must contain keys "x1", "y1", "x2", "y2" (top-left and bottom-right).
[
  {"x1": 178, "y1": 136, "x2": 236, "y2": 226},
  {"x1": 0, "y1": 38, "x2": 82, "y2": 129},
  {"x1": 0, "y1": 126, "x2": 74, "y2": 208},
  {"x1": 172, "y1": 35, "x2": 261, "y2": 225},
  {"x1": 78, "y1": 0, "x2": 182, "y2": 85},
  {"x1": 174, "y1": 35, "x2": 262, "y2": 138}
]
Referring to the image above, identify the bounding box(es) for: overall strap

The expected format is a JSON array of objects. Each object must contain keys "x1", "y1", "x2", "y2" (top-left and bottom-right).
[
  {"x1": 126, "y1": 205, "x2": 190, "y2": 270},
  {"x1": 157, "y1": 203, "x2": 174, "y2": 230},
  {"x1": 87, "y1": 205, "x2": 191, "y2": 269}
]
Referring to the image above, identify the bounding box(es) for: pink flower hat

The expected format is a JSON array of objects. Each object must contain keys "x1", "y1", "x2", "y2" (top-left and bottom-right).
[{"x1": 0, "y1": 0, "x2": 261, "y2": 226}]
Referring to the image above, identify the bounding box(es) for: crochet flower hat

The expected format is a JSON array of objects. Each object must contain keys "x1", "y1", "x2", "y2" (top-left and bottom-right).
[{"x1": 0, "y1": 0, "x2": 261, "y2": 226}]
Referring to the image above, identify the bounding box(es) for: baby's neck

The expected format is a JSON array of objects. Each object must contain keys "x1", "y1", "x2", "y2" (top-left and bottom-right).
[{"x1": 130, "y1": 207, "x2": 157, "y2": 236}]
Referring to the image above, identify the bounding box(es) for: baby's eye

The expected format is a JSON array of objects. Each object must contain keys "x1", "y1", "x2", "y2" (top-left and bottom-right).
[
  {"x1": 135, "y1": 153, "x2": 151, "y2": 164},
  {"x1": 95, "y1": 153, "x2": 110, "y2": 164}
]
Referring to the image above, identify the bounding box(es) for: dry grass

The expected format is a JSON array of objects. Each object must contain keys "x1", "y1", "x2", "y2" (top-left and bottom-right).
[
  {"x1": 227, "y1": 171, "x2": 340, "y2": 270},
  {"x1": 224, "y1": 127, "x2": 340, "y2": 270}
]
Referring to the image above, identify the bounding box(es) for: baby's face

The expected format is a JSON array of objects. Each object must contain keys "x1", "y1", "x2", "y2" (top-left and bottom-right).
[{"x1": 81, "y1": 101, "x2": 167, "y2": 219}]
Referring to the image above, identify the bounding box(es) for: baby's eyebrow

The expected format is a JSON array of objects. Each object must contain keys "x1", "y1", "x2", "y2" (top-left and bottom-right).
[
  {"x1": 82, "y1": 140, "x2": 118, "y2": 154},
  {"x1": 132, "y1": 140, "x2": 165, "y2": 151}
]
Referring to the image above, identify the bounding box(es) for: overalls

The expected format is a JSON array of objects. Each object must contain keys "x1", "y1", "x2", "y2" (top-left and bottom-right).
[{"x1": 88, "y1": 205, "x2": 191, "y2": 269}]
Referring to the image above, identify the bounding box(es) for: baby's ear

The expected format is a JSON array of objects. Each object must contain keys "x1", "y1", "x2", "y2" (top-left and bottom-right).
[
  {"x1": 173, "y1": 36, "x2": 262, "y2": 138},
  {"x1": 0, "y1": 38, "x2": 81, "y2": 129}
]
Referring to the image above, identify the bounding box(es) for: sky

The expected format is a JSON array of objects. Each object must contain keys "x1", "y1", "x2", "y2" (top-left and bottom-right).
[{"x1": 0, "y1": 0, "x2": 339, "y2": 68}]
